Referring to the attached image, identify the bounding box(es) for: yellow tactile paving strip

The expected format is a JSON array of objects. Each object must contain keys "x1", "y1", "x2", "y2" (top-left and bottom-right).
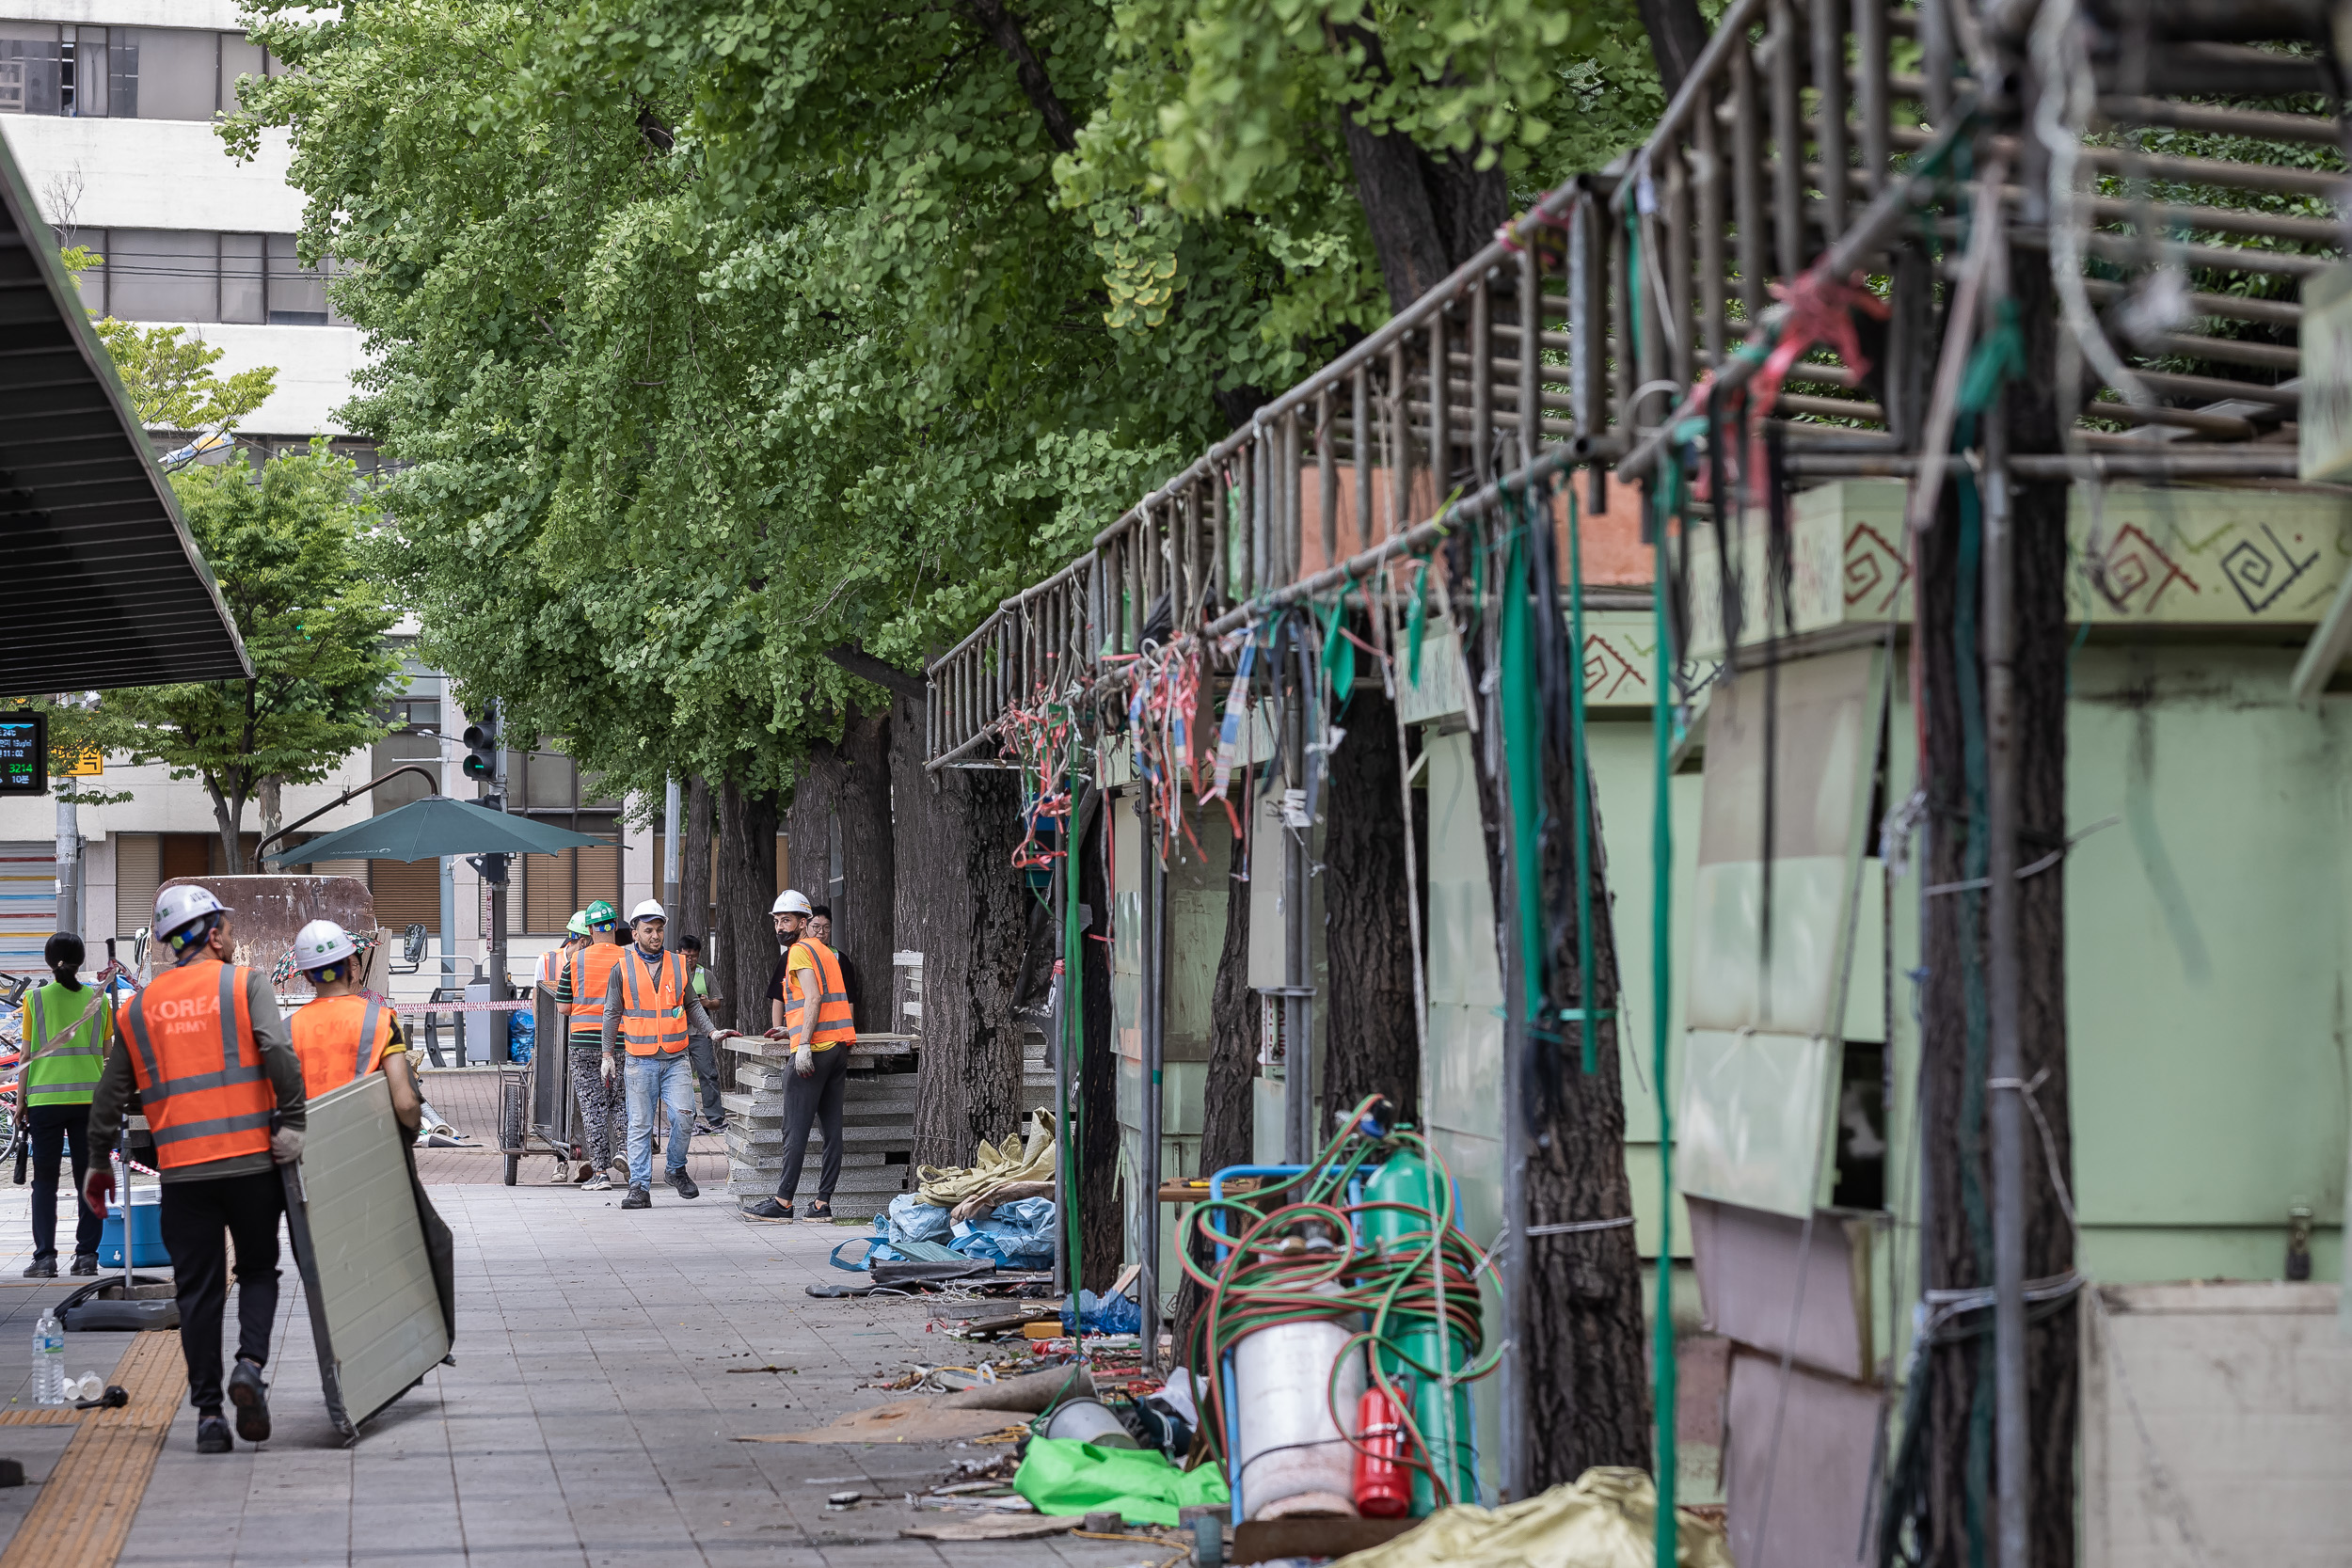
[
  {"x1": 0, "y1": 1410, "x2": 82, "y2": 1427},
  {"x1": 0, "y1": 1331, "x2": 182, "y2": 1568}
]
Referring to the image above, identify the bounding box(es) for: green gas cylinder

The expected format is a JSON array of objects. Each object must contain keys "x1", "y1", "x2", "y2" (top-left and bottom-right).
[{"x1": 1359, "y1": 1144, "x2": 1478, "y2": 1514}]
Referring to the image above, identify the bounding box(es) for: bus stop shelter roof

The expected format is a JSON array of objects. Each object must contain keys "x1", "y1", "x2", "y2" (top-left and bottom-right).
[{"x1": 0, "y1": 130, "x2": 249, "y2": 695}]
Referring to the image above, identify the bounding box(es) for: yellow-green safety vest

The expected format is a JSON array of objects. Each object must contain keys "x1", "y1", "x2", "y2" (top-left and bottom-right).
[{"x1": 21, "y1": 981, "x2": 112, "y2": 1108}]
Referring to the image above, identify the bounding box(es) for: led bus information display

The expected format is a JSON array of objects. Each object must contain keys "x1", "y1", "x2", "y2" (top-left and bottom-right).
[{"x1": 0, "y1": 714, "x2": 48, "y2": 796}]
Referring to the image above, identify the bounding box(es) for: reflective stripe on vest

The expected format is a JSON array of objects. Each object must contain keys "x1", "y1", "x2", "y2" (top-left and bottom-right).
[
  {"x1": 22, "y1": 983, "x2": 110, "y2": 1106},
  {"x1": 290, "y1": 993, "x2": 394, "y2": 1101},
  {"x1": 565, "y1": 944, "x2": 626, "y2": 1027},
  {"x1": 786, "y1": 940, "x2": 857, "y2": 1048},
  {"x1": 619, "y1": 949, "x2": 690, "y2": 1056},
  {"x1": 122, "y1": 960, "x2": 272, "y2": 1167}
]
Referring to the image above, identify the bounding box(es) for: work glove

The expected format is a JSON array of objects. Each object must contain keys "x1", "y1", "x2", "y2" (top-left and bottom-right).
[
  {"x1": 269, "y1": 1126, "x2": 304, "y2": 1165},
  {"x1": 600, "y1": 1053, "x2": 617, "y2": 1085},
  {"x1": 793, "y1": 1044, "x2": 815, "y2": 1078},
  {"x1": 82, "y1": 1166, "x2": 115, "y2": 1216}
]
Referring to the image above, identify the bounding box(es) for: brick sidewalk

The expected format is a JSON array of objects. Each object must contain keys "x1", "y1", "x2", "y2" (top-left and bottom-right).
[{"x1": 0, "y1": 1185, "x2": 1143, "y2": 1568}]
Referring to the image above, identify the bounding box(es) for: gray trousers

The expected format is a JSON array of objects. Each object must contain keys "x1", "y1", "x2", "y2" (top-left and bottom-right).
[
  {"x1": 686, "y1": 1034, "x2": 724, "y2": 1121},
  {"x1": 567, "y1": 1034, "x2": 623, "y2": 1169},
  {"x1": 775, "y1": 1045, "x2": 850, "y2": 1205}
]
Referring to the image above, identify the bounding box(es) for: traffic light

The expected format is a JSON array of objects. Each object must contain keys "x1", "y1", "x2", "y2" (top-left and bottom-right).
[{"x1": 461, "y1": 705, "x2": 500, "y2": 786}]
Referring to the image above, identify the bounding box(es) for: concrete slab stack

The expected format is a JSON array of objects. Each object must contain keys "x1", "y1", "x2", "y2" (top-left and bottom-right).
[{"x1": 720, "y1": 1037, "x2": 918, "y2": 1217}]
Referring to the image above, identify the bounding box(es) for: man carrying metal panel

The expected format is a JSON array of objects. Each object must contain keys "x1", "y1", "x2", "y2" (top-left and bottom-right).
[
  {"x1": 19, "y1": 933, "x2": 109, "y2": 1278},
  {"x1": 552, "y1": 899, "x2": 627, "y2": 1189},
  {"x1": 602, "y1": 900, "x2": 715, "y2": 1209},
  {"x1": 84, "y1": 885, "x2": 308, "y2": 1454},
  {"x1": 287, "y1": 920, "x2": 422, "y2": 1127}
]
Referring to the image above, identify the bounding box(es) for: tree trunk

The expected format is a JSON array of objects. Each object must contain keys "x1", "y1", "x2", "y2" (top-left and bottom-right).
[
  {"x1": 1915, "y1": 260, "x2": 2076, "y2": 1568},
  {"x1": 1174, "y1": 823, "x2": 1257, "y2": 1360},
  {"x1": 1452, "y1": 511, "x2": 1652, "y2": 1487},
  {"x1": 679, "y1": 774, "x2": 713, "y2": 947},
  {"x1": 1330, "y1": 27, "x2": 1510, "y2": 315},
  {"x1": 785, "y1": 735, "x2": 841, "y2": 908},
  {"x1": 1637, "y1": 0, "x2": 1711, "y2": 97},
  {"x1": 833, "y1": 706, "x2": 895, "y2": 1035},
  {"x1": 259, "y1": 775, "x2": 284, "y2": 854},
  {"x1": 1321, "y1": 683, "x2": 1420, "y2": 1129},
  {"x1": 206, "y1": 779, "x2": 247, "y2": 875},
  {"x1": 1076, "y1": 790, "x2": 1122, "y2": 1292},
  {"x1": 715, "y1": 776, "x2": 781, "y2": 1037},
  {"x1": 890, "y1": 692, "x2": 1028, "y2": 1166}
]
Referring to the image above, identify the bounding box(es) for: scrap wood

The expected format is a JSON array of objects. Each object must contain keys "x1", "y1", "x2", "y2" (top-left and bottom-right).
[
  {"x1": 736, "y1": 1398, "x2": 1028, "y2": 1445},
  {"x1": 899, "y1": 1513, "x2": 1089, "y2": 1542}
]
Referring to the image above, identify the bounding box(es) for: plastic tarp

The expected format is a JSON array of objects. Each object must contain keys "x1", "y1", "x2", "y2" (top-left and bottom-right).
[
  {"x1": 1327, "y1": 1467, "x2": 1732, "y2": 1568},
  {"x1": 916, "y1": 1111, "x2": 1056, "y2": 1205},
  {"x1": 1013, "y1": 1436, "x2": 1230, "y2": 1527},
  {"x1": 950, "y1": 1196, "x2": 1056, "y2": 1268}
]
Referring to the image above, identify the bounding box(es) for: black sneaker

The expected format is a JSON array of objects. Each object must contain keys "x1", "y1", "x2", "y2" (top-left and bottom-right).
[
  {"x1": 197, "y1": 1415, "x2": 233, "y2": 1454},
  {"x1": 668, "y1": 1169, "x2": 700, "y2": 1199},
  {"x1": 739, "y1": 1197, "x2": 793, "y2": 1223},
  {"x1": 67, "y1": 1254, "x2": 97, "y2": 1276},
  {"x1": 227, "y1": 1358, "x2": 271, "y2": 1443},
  {"x1": 619, "y1": 1186, "x2": 651, "y2": 1210},
  {"x1": 20, "y1": 1257, "x2": 55, "y2": 1279}
]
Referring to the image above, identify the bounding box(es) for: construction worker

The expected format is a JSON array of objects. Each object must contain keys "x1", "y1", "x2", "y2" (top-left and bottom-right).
[
  {"x1": 287, "y1": 921, "x2": 423, "y2": 1130},
  {"x1": 603, "y1": 900, "x2": 716, "y2": 1209},
  {"x1": 739, "y1": 890, "x2": 856, "y2": 1223},
  {"x1": 85, "y1": 886, "x2": 307, "y2": 1455},
  {"x1": 19, "y1": 933, "x2": 110, "y2": 1278},
  {"x1": 551, "y1": 900, "x2": 628, "y2": 1190},
  {"x1": 677, "y1": 933, "x2": 726, "y2": 1133},
  {"x1": 537, "y1": 910, "x2": 590, "y2": 991}
]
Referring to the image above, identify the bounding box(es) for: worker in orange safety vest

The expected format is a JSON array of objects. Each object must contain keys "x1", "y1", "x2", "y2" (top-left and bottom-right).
[
  {"x1": 600, "y1": 900, "x2": 716, "y2": 1210},
  {"x1": 737, "y1": 890, "x2": 858, "y2": 1224},
  {"x1": 85, "y1": 884, "x2": 307, "y2": 1456},
  {"x1": 551, "y1": 901, "x2": 628, "y2": 1189},
  {"x1": 287, "y1": 920, "x2": 422, "y2": 1130}
]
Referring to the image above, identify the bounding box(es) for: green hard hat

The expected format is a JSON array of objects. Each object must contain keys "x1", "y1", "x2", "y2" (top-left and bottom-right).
[
  {"x1": 583, "y1": 898, "x2": 617, "y2": 927},
  {"x1": 566, "y1": 911, "x2": 592, "y2": 937}
]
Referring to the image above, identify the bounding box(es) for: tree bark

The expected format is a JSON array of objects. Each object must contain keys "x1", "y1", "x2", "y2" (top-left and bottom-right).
[
  {"x1": 678, "y1": 773, "x2": 713, "y2": 947},
  {"x1": 1321, "y1": 682, "x2": 1421, "y2": 1129},
  {"x1": 1076, "y1": 788, "x2": 1122, "y2": 1292},
  {"x1": 890, "y1": 692, "x2": 1029, "y2": 1166},
  {"x1": 832, "y1": 706, "x2": 895, "y2": 1034},
  {"x1": 1331, "y1": 25, "x2": 1510, "y2": 315},
  {"x1": 715, "y1": 775, "x2": 781, "y2": 1037},
  {"x1": 206, "y1": 779, "x2": 249, "y2": 875},
  {"x1": 1637, "y1": 0, "x2": 1711, "y2": 98},
  {"x1": 785, "y1": 736, "x2": 841, "y2": 909},
  {"x1": 962, "y1": 0, "x2": 1081, "y2": 153},
  {"x1": 1451, "y1": 513, "x2": 1652, "y2": 1486},
  {"x1": 1915, "y1": 260, "x2": 2076, "y2": 1568},
  {"x1": 1174, "y1": 822, "x2": 1257, "y2": 1359}
]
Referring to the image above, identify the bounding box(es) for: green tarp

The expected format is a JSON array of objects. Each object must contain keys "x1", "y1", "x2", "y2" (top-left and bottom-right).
[{"x1": 1013, "y1": 1437, "x2": 1229, "y2": 1527}]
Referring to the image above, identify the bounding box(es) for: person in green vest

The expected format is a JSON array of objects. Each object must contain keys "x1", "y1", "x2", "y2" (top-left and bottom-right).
[{"x1": 18, "y1": 933, "x2": 111, "y2": 1277}]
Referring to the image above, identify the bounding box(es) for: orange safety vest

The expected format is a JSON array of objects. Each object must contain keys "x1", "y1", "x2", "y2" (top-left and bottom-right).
[
  {"x1": 119, "y1": 958, "x2": 274, "y2": 1169},
  {"x1": 289, "y1": 993, "x2": 397, "y2": 1101},
  {"x1": 564, "y1": 942, "x2": 627, "y2": 1028},
  {"x1": 618, "y1": 947, "x2": 691, "y2": 1056},
  {"x1": 784, "y1": 939, "x2": 857, "y2": 1050}
]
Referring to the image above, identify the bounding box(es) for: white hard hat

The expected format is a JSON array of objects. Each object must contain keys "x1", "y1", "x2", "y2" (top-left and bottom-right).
[
  {"x1": 153, "y1": 883, "x2": 226, "y2": 942},
  {"x1": 628, "y1": 899, "x2": 666, "y2": 924},
  {"x1": 771, "y1": 890, "x2": 812, "y2": 916},
  {"x1": 293, "y1": 919, "x2": 357, "y2": 972}
]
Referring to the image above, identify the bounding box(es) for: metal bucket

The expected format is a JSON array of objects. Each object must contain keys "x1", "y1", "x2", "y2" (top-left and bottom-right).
[
  {"x1": 1038, "y1": 1397, "x2": 1139, "y2": 1449},
  {"x1": 1233, "y1": 1316, "x2": 1365, "y2": 1519}
]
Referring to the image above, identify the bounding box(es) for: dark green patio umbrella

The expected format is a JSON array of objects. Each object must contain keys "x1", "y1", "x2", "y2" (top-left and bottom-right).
[{"x1": 264, "y1": 794, "x2": 610, "y2": 865}]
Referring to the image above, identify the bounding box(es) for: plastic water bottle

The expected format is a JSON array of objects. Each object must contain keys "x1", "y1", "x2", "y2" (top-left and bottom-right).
[{"x1": 30, "y1": 1310, "x2": 65, "y2": 1406}]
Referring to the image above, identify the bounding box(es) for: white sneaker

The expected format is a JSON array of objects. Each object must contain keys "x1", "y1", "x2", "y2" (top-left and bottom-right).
[{"x1": 580, "y1": 1173, "x2": 613, "y2": 1192}]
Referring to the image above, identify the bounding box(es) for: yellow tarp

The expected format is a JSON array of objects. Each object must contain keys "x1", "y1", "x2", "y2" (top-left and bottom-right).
[
  {"x1": 915, "y1": 1110, "x2": 1057, "y2": 1206},
  {"x1": 1329, "y1": 1468, "x2": 1731, "y2": 1568}
]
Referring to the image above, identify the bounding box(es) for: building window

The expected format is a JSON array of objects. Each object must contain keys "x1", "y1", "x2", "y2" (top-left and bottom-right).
[
  {"x1": 73, "y1": 230, "x2": 345, "y2": 326},
  {"x1": 0, "y1": 24, "x2": 278, "y2": 120}
]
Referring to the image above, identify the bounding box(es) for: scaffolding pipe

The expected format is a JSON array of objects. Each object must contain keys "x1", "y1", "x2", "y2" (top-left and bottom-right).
[{"x1": 1139, "y1": 796, "x2": 1167, "y2": 1365}]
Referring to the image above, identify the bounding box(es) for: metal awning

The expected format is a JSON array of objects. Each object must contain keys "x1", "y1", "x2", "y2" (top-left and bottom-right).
[{"x1": 0, "y1": 130, "x2": 249, "y2": 694}]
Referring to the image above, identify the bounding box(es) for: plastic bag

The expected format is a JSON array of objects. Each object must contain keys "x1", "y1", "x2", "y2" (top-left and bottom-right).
[
  {"x1": 1061, "y1": 1289, "x2": 1142, "y2": 1335},
  {"x1": 888, "y1": 1191, "x2": 952, "y2": 1248},
  {"x1": 948, "y1": 1196, "x2": 1057, "y2": 1268},
  {"x1": 506, "y1": 1007, "x2": 534, "y2": 1066}
]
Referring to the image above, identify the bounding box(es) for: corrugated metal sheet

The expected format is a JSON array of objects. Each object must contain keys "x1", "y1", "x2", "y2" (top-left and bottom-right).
[{"x1": 0, "y1": 842, "x2": 56, "y2": 975}]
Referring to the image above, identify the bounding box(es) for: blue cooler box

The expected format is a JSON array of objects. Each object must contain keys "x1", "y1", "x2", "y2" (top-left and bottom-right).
[{"x1": 98, "y1": 1191, "x2": 167, "y2": 1268}]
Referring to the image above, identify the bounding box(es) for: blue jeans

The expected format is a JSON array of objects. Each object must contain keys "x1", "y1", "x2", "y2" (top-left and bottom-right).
[{"x1": 625, "y1": 1052, "x2": 695, "y2": 1191}]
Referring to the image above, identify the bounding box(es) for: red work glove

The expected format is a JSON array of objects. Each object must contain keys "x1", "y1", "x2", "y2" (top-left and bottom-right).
[{"x1": 82, "y1": 1165, "x2": 115, "y2": 1216}]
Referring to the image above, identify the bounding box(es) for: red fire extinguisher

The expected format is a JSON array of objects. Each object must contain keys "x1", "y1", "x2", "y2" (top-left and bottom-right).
[{"x1": 1353, "y1": 1386, "x2": 1414, "y2": 1518}]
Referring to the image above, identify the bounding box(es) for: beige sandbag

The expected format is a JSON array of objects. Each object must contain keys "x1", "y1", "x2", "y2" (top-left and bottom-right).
[
  {"x1": 1328, "y1": 1467, "x2": 1731, "y2": 1568},
  {"x1": 915, "y1": 1110, "x2": 1057, "y2": 1205}
]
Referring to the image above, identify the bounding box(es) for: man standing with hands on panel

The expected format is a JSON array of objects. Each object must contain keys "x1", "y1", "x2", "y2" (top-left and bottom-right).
[
  {"x1": 602, "y1": 901, "x2": 717, "y2": 1210},
  {"x1": 86, "y1": 887, "x2": 306, "y2": 1454},
  {"x1": 738, "y1": 890, "x2": 857, "y2": 1222}
]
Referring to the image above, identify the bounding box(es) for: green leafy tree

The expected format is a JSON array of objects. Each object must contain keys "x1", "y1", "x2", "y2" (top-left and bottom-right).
[
  {"x1": 92, "y1": 320, "x2": 277, "y2": 433},
  {"x1": 102, "y1": 446, "x2": 403, "y2": 872}
]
